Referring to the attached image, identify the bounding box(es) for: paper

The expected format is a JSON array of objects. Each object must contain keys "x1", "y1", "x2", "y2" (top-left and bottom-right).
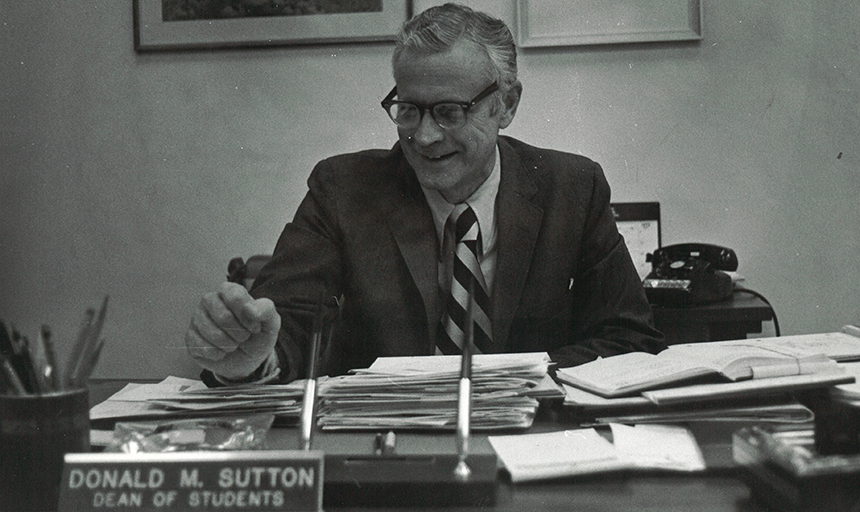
[
  {"x1": 642, "y1": 371, "x2": 854, "y2": 405},
  {"x1": 557, "y1": 340, "x2": 841, "y2": 398},
  {"x1": 561, "y1": 383, "x2": 814, "y2": 424},
  {"x1": 610, "y1": 423, "x2": 705, "y2": 471},
  {"x1": 89, "y1": 376, "x2": 305, "y2": 424},
  {"x1": 365, "y1": 352, "x2": 551, "y2": 374},
  {"x1": 317, "y1": 353, "x2": 551, "y2": 431},
  {"x1": 488, "y1": 423, "x2": 705, "y2": 482},
  {"x1": 488, "y1": 429, "x2": 620, "y2": 481}
]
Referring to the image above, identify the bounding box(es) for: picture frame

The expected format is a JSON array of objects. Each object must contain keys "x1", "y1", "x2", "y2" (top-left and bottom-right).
[
  {"x1": 516, "y1": 0, "x2": 702, "y2": 48},
  {"x1": 134, "y1": 0, "x2": 410, "y2": 51}
]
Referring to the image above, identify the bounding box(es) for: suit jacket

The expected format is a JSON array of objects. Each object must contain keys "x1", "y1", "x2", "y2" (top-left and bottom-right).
[{"x1": 252, "y1": 136, "x2": 665, "y2": 382}]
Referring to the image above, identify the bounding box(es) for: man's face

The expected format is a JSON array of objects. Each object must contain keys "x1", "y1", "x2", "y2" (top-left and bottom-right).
[{"x1": 392, "y1": 40, "x2": 519, "y2": 204}]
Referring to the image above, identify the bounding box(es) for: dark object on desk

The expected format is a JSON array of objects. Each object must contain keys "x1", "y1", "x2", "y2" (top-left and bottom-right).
[
  {"x1": 0, "y1": 388, "x2": 90, "y2": 512},
  {"x1": 643, "y1": 243, "x2": 737, "y2": 306},
  {"x1": 803, "y1": 392, "x2": 860, "y2": 455},
  {"x1": 651, "y1": 290, "x2": 777, "y2": 344},
  {"x1": 734, "y1": 424, "x2": 860, "y2": 512},
  {"x1": 323, "y1": 453, "x2": 499, "y2": 507}
]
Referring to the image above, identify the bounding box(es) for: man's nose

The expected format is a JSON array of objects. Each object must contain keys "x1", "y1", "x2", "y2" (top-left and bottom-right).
[{"x1": 412, "y1": 110, "x2": 445, "y2": 145}]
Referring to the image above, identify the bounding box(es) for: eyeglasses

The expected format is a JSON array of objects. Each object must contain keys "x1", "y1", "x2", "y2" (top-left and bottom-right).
[{"x1": 380, "y1": 82, "x2": 499, "y2": 130}]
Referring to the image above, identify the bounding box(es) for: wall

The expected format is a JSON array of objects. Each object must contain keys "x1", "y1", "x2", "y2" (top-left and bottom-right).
[{"x1": 1, "y1": 1, "x2": 858, "y2": 379}]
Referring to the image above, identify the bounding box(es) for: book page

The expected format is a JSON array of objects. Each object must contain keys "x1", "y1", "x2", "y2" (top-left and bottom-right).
[
  {"x1": 488, "y1": 429, "x2": 622, "y2": 482},
  {"x1": 610, "y1": 424, "x2": 705, "y2": 471},
  {"x1": 662, "y1": 342, "x2": 829, "y2": 380},
  {"x1": 643, "y1": 371, "x2": 854, "y2": 405},
  {"x1": 555, "y1": 351, "x2": 716, "y2": 397},
  {"x1": 672, "y1": 331, "x2": 860, "y2": 362}
]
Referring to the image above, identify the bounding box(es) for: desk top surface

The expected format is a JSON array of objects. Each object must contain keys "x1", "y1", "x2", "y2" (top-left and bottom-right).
[
  {"x1": 87, "y1": 381, "x2": 766, "y2": 512},
  {"x1": 650, "y1": 292, "x2": 774, "y2": 322}
]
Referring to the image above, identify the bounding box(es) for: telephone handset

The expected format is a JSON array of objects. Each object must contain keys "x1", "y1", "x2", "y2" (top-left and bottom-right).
[{"x1": 643, "y1": 243, "x2": 738, "y2": 306}]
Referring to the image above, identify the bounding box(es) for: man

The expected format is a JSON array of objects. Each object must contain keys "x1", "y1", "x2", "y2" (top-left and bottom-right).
[{"x1": 185, "y1": 3, "x2": 665, "y2": 386}]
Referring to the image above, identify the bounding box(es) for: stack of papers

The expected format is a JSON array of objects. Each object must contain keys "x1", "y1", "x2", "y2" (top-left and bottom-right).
[
  {"x1": 489, "y1": 423, "x2": 706, "y2": 482},
  {"x1": 563, "y1": 384, "x2": 815, "y2": 425},
  {"x1": 556, "y1": 330, "x2": 860, "y2": 423},
  {"x1": 89, "y1": 376, "x2": 306, "y2": 426},
  {"x1": 317, "y1": 352, "x2": 556, "y2": 431}
]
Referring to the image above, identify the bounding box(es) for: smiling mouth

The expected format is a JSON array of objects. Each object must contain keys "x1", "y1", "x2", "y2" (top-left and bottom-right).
[{"x1": 420, "y1": 152, "x2": 455, "y2": 162}]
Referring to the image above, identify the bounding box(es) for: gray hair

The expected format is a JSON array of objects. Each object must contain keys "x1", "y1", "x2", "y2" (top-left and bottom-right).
[{"x1": 392, "y1": 3, "x2": 518, "y2": 92}]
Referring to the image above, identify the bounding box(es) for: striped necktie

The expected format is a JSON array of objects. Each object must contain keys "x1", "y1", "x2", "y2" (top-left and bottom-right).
[{"x1": 437, "y1": 204, "x2": 492, "y2": 355}]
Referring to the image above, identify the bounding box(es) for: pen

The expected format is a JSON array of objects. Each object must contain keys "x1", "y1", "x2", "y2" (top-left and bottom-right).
[
  {"x1": 30, "y1": 327, "x2": 53, "y2": 393},
  {"x1": 67, "y1": 295, "x2": 109, "y2": 388},
  {"x1": 1, "y1": 355, "x2": 28, "y2": 395},
  {"x1": 41, "y1": 324, "x2": 59, "y2": 390},
  {"x1": 299, "y1": 299, "x2": 325, "y2": 451},
  {"x1": 64, "y1": 307, "x2": 95, "y2": 387},
  {"x1": 374, "y1": 431, "x2": 397, "y2": 456},
  {"x1": 12, "y1": 332, "x2": 39, "y2": 393},
  {"x1": 454, "y1": 282, "x2": 475, "y2": 481},
  {"x1": 75, "y1": 336, "x2": 105, "y2": 390},
  {"x1": 0, "y1": 320, "x2": 15, "y2": 358}
]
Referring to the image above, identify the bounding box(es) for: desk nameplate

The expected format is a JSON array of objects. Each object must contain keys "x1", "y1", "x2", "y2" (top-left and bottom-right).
[{"x1": 59, "y1": 450, "x2": 323, "y2": 512}]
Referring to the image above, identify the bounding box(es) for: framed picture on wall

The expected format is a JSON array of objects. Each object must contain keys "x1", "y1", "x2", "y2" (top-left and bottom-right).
[
  {"x1": 516, "y1": 0, "x2": 702, "y2": 48},
  {"x1": 134, "y1": 0, "x2": 410, "y2": 51}
]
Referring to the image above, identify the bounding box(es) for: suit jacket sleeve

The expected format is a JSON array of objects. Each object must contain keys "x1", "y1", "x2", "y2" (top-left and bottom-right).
[
  {"x1": 248, "y1": 156, "x2": 348, "y2": 384},
  {"x1": 551, "y1": 161, "x2": 665, "y2": 367}
]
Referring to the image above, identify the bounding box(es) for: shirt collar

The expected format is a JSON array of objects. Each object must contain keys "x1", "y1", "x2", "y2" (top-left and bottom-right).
[{"x1": 421, "y1": 145, "x2": 501, "y2": 247}]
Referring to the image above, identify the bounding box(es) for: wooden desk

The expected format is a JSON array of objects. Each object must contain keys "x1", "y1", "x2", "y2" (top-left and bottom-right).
[
  {"x1": 86, "y1": 381, "x2": 766, "y2": 511},
  {"x1": 651, "y1": 291, "x2": 775, "y2": 345},
  {"x1": 261, "y1": 418, "x2": 761, "y2": 512}
]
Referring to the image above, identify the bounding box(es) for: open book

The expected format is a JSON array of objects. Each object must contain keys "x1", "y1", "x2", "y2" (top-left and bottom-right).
[{"x1": 556, "y1": 337, "x2": 848, "y2": 398}]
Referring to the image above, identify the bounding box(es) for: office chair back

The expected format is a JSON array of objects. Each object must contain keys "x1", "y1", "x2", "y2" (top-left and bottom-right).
[{"x1": 227, "y1": 255, "x2": 271, "y2": 289}]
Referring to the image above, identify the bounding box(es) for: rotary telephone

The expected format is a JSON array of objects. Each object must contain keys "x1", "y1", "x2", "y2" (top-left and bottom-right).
[{"x1": 643, "y1": 243, "x2": 738, "y2": 306}]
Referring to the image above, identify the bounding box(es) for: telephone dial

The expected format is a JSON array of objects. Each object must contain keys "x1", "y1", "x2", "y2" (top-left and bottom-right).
[{"x1": 643, "y1": 243, "x2": 738, "y2": 306}]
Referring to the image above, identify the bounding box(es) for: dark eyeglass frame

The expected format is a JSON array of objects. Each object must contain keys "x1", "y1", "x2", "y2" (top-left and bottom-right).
[{"x1": 380, "y1": 82, "x2": 500, "y2": 130}]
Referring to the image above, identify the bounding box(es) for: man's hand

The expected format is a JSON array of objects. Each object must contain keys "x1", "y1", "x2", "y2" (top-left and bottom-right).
[{"x1": 185, "y1": 282, "x2": 280, "y2": 380}]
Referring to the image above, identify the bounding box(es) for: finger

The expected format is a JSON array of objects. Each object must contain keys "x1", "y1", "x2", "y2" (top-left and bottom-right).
[
  {"x1": 233, "y1": 299, "x2": 280, "y2": 361},
  {"x1": 185, "y1": 325, "x2": 228, "y2": 362},
  {"x1": 243, "y1": 298, "x2": 280, "y2": 335},
  {"x1": 212, "y1": 348, "x2": 275, "y2": 380},
  {"x1": 200, "y1": 288, "x2": 258, "y2": 344},
  {"x1": 218, "y1": 282, "x2": 267, "y2": 335},
  {"x1": 197, "y1": 293, "x2": 252, "y2": 348}
]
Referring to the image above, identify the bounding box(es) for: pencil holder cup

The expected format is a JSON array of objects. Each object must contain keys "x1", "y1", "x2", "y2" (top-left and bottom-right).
[{"x1": 0, "y1": 387, "x2": 90, "y2": 512}]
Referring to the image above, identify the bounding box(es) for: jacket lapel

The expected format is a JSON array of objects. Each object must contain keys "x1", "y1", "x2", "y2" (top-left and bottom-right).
[
  {"x1": 387, "y1": 157, "x2": 441, "y2": 351},
  {"x1": 492, "y1": 139, "x2": 543, "y2": 352}
]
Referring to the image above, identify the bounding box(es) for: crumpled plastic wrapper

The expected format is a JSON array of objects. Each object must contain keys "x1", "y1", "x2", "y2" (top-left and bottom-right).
[{"x1": 104, "y1": 415, "x2": 275, "y2": 453}]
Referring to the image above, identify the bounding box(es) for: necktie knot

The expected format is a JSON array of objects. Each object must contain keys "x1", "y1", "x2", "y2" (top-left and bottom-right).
[{"x1": 443, "y1": 204, "x2": 481, "y2": 259}]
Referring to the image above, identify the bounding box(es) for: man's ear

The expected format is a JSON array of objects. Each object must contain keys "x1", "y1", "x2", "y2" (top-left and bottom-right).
[{"x1": 498, "y1": 81, "x2": 522, "y2": 129}]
